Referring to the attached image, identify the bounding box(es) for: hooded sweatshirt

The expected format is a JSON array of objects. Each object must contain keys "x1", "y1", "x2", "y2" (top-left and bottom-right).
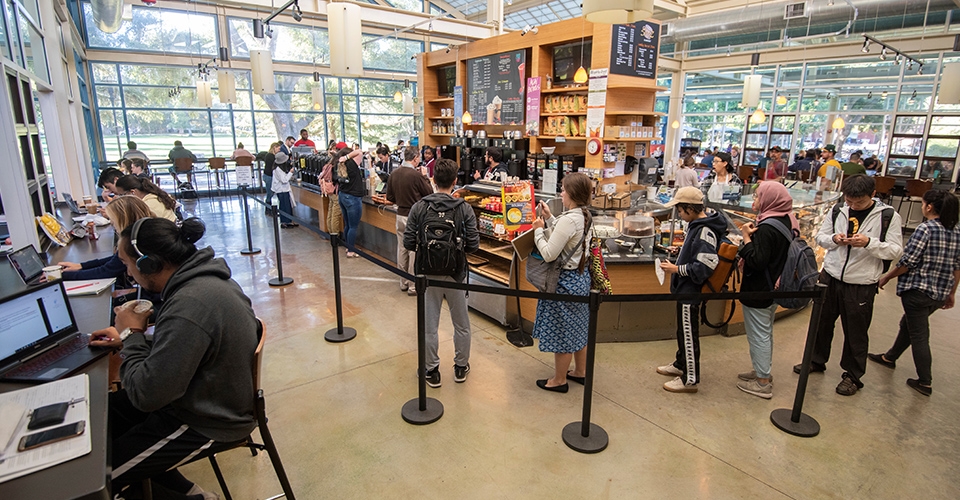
[
  {"x1": 671, "y1": 210, "x2": 728, "y2": 304},
  {"x1": 119, "y1": 247, "x2": 258, "y2": 443},
  {"x1": 815, "y1": 199, "x2": 904, "y2": 284},
  {"x1": 403, "y1": 192, "x2": 479, "y2": 283}
]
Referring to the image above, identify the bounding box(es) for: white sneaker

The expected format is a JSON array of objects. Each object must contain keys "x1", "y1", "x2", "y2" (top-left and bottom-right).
[
  {"x1": 737, "y1": 379, "x2": 773, "y2": 399},
  {"x1": 663, "y1": 376, "x2": 698, "y2": 393},
  {"x1": 187, "y1": 484, "x2": 220, "y2": 500},
  {"x1": 738, "y1": 370, "x2": 773, "y2": 382},
  {"x1": 657, "y1": 364, "x2": 683, "y2": 376}
]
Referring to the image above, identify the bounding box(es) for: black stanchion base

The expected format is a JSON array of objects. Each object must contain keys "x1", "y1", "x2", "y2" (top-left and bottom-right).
[
  {"x1": 268, "y1": 277, "x2": 295, "y2": 287},
  {"x1": 401, "y1": 397, "x2": 443, "y2": 425},
  {"x1": 506, "y1": 328, "x2": 534, "y2": 347},
  {"x1": 562, "y1": 422, "x2": 609, "y2": 454},
  {"x1": 240, "y1": 248, "x2": 261, "y2": 255},
  {"x1": 770, "y1": 408, "x2": 820, "y2": 437},
  {"x1": 324, "y1": 327, "x2": 357, "y2": 343}
]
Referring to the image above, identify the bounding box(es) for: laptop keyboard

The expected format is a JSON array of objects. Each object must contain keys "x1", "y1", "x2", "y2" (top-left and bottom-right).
[{"x1": 5, "y1": 335, "x2": 89, "y2": 377}]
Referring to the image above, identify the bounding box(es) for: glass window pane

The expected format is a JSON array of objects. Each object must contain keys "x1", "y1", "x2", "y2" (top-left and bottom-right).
[
  {"x1": 341, "y1": 79, "x2": 357, "y2": 95},
  {"x1": 21, "y1": 0, "x2": 40, "y2": 28},
  {"x1": 886, "y1": 157, "x2": 917, "y2": 177},
  {"x1": 361, "y1": 113, "x2": 410, "y2": 146},
  {"x1": 891, "y1": 137, "x2": 922, "y2": 156},
  {"x1": 362, "y1": 35, "x2": 421, "y2": 73},
  {"x1": 895, "y1": 116, "x2": 926, "y2": 135},
  {"x1": 358, "y1": 79, "x2": 403, "y2": 96},
  {"x1": 4, "y1": 0, "x2": 22, "y2": 67},
  {"x1": 325, "y1": 96, "x2": 341, "y2": 113},
  {"x1": 769, "y1": 134, "x2": 792, "y2": 151},
  {"x1": 120, "y1": 64, "x2": 196, "y2": 86},
  {"x1": 805, "y1": 59, "x2": 901, "y2": 86},
  {"x1": 83, "y1": 4, "x2": 218, "y2": 56},
  {"x1": 925, "y1": 138, "x2": 959, "y2": 158},
  {"x1": 92, "y1": 63, "x2": 118, "y2": 83},
  {"x1": 232, "y1": 111, "x2": 256, "y2": 152},
  {"x1": 20, "y1": 12, "x2": 48, "y2": 82},
  {"x1": 211, "y1": 111, "x2": 236, "y2": 157},
  {"x1": 797, "y1": 116, "x2": 827, "y2": 151},
  {"x1": 386, "y1": 0, "x2": 423, "y2": 12},
  {"x1": 95, "y1": 85, "x2": 121, "y2": 108},
  {"x1": 898, "y1": 87, "x2": 932, "y2": 112},
  {"x1": 327, "y1": 114, "x2": 342, "y2": 143},
  {"x1": 359, "y1": 95, "x2": 404, "y2": 114},
  {"x1": 342, "y1": 116, "x2": 360, "y2": 145},
  {"x1": 778, "y1": 64, "x2": 803, "y2": 87},
  {"x1": 745, "y1": 133, "x2": 766, "y2": 149},
  {"x1": 99, "y1": 109, "x2": 126, "y2": 159},
  {"x1": 929, "y1": 115, "x2": 960, "y2": 136},
  {"x1": 227, "y1": 17, "x2": 328, "y2": 64},
  {"x1": 920, "y1": 159, "x2": 954, "y2": 180},
  {"x1": 125, "y1": 110, "x2": 212, "y2": 159},
  {"x1": 772, "y1": 115, "x2": 795, "y2": 130},
  {"x1": 123, "y1": 86, "x2": 198, "y2": 109},
  {"x1": 342, "y1": 96, "x2": 357, "y2": 113},
  {"x1": 325, "y1": 77, "x2": 340, "y2": 94},
  {"x1": 0, "y1": 2, "x2": 8, "y2": 61},
  {"x1": 834, "y1": 116, "x2": 891, "y2": 162}
]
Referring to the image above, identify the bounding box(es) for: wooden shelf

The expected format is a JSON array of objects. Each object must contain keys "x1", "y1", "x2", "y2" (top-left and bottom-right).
[
  {"x1": 429, "y1": 97, "x2": 455, "y2": 103},
  {"x1": 541, "y1": 86, "x2": 589, "y2": 94},
  {"x1": 536, "y1": 136, "x2": 587, "y2": 141},
  {"x1": 607, "y1": 84, "x2": 669, "y2": 92},
  {"x1": 606, "y1": 111, "x2": 666, "y2": 117},
  {"x1": 602, "y1": 137, "x2": 664, "y2": 142},
  {"x1": 429, "y1": 133, "x2": 455, "y2": 137},
  {"x1": 540, "y1": 112, "x2": 587, "y2": 117},
  {"x1": 428, "y1": 116, "x2": 455, "y2": 120}
]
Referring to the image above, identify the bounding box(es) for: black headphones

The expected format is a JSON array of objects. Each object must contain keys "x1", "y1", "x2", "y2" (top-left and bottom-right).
[{"x1": 131, "y1": 218, "x2": 162, "y2": 274}]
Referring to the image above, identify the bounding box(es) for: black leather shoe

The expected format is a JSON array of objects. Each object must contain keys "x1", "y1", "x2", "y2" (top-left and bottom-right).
[
  {"x1": 793, "y1": 363, "x2": 826, "y2": 374},
  {"x1": 566, "y1": 372, "x2": 585, "y2": 385},
  {"x1": 536, "y1": 379, "x2": 568, "y2": 393},
  {"x1": 906, "y1": 378, "x2": 931, "y2": 396},
  {"x1": 868, "y1": 353, "x2": 896, "y2": 369}
]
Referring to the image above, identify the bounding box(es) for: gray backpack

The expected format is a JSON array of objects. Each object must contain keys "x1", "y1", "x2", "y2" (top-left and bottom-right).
[{"x1": 761, "y1": 219, "x2": 819, "y2": 309}]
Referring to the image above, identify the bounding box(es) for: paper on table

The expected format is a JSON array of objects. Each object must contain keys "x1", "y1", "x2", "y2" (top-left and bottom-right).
[
  {"x1": 0, "y1": 374, "x2": 90, "y2": 484},
  {"x1": 64, "y1": 278, "x2": 115, "y2": 296},
  {"x1": 654, "y1": 258, "x2": 665, "y2": 286}
]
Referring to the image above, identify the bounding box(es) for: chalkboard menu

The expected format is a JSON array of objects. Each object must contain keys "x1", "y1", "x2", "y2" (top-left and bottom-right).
[
  {"x1": 466, "y1": 50, "x2": 526, "y2": 125},
  {"x1": 609, "y1": 22, "x2": 659, "y2": 79}
]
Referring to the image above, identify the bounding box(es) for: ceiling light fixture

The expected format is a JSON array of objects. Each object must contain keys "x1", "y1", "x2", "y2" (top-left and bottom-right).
[
  {"x1": 750, "y1": 108, "x2": 766, "y2": 124},
  {"x1": 880, "y1": 47, "x2": 887, "y2": 61},
  {"x1": 832, "y1": 116, "x2": 845, "y2": 129},
  {"x1": 867, "y1": 92, "x2": 872, "y2": 99},
  {"x1": 574, "y1": 15, "x2": 588, "y2": 84},
  {"x1": 671, "y1": 120, "x2": 680, "y2": 129},
  {"x1": 861, "y1": 39, "x2": 870, "y2": 53},
  {"x1": 881, "y1": 91, "x2": 888, "y2": 99}
]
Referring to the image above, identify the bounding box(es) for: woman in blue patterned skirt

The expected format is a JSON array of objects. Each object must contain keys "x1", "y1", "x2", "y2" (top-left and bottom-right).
[{"x1": 530, "y1": 172, "x2": 593, "y2": 393}]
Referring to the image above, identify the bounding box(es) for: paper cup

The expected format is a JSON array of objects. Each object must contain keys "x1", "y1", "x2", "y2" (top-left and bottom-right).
[
  {"x1": 121, "y1": 299, "x2": 154, "y2": 314},
  {"x1": 43, "y1": 266, "x2": 63, "y2": 280}
]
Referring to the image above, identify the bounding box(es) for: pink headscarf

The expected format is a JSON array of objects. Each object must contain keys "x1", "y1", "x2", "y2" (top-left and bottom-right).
[{"x1": 754, "y1": 181, "x2": 799, "y2": 233}]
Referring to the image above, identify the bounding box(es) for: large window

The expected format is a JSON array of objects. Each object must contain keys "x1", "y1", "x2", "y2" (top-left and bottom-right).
[
  {"x1": 362, "y1": 35, "x2": 422, "y2": 73},
  {"x1": 82, "y1": 3, "x2": 218, "y2": 57},
  {"x1": 228, "y1": 17, "x2": 328, "y2": 64}
]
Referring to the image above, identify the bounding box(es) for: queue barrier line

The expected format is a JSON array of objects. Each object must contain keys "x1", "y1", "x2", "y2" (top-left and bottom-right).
[{"x1": 237, "y1": 189, "x2": 828, "y2": 446}]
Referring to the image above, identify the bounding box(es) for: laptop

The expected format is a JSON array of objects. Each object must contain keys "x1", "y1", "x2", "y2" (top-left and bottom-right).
[
  {"x1": 62, "y1": 192, "x2": 83, "y2": 214},
  {"x1": 6, "y1": 244, "x2": 47, "y2": 286},
  {"x1": 0, "y1": 280, "x2": 109, "y2": 383}
]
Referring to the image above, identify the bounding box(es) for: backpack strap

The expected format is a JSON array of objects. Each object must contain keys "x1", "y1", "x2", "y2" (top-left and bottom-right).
[
  {"x1": 758, "y1": 218, "x2": 796, "y2": 241},
  {"x1": 831, "y1": 202, "x2": 843, "y2": 230},
  {"x1": 879, "y1": 207, "x2": 895, "y2": 242},
  {"x1": 555, "y1": 211, "x2": 589, "y2": 270}
]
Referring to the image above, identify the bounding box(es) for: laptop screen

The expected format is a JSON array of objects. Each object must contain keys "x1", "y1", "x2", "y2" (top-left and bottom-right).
[
  {"x1": 7, "y1": 245, "x2": 45, "y2": 283},
  {"x1": 0, "y1": 282, "x2": 76, "y2": 366}
]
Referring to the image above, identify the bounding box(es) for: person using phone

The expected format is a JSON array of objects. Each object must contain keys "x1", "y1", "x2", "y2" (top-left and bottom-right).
[{"x1": 89, "y1": 217, "x2": 259, "y2": 499}]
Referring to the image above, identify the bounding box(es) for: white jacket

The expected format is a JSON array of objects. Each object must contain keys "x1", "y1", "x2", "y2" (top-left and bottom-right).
[
  {"x1": 815, "y1": 199, "x2": 904, "y2": 285},
  {"x1": 271, "y1": 167, "x2": 293, "y2": 193}
]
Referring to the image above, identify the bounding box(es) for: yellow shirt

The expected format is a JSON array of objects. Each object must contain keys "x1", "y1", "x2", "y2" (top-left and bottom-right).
[
  {"x1": 142, "y1": 193, "x2": 177, "y2": 221},
  {"x1": 817, "y1": 159, "x2": 841, "y2": 178}
]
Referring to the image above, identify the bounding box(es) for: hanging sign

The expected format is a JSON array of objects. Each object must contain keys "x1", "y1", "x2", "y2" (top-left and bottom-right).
[
  {"x1": 525, "y1": 76, "x2": 541, "y2": 137},
  {"x1": 610, "y1": 22, "x2": 660, "y2": 79}
]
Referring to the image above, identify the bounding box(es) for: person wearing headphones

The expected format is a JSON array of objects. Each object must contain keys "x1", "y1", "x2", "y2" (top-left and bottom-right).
[{"x1": 89, "y1": 217, "x2": 259, "y2": 500}]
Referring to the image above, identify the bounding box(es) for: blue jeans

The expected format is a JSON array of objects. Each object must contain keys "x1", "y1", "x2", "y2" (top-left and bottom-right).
[
  {"x1": 338, "y1": 193, "x2": 362, "y2": 248},
  {"x1": 262, "y1": 174, "x2": 274, "y2": 204},
  {"x1": 276, "y1": 191, "x2": 291, "y2": 223},
  {"x1": 742, "y1": 303, "x2": 777, "y2": 380}
]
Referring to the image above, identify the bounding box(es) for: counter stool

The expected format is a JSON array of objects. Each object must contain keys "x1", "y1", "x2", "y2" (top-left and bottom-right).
[
  {"x1": 173, "y1": 158, "x2": 197, "y2": 198},
  {"x1": 208, "y1": 157, "x2": 227, "y2": 196},
  {"x1": 899, "y1": 179, "x2": 932, "y2": 227},
  {"x1": 873, "y1": 176, "x2": 897, "y2": 204}
]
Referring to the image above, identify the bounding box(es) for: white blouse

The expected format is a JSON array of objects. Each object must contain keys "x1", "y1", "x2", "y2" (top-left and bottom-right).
[{"x1": 533, "y1": 209, "x2": 590, "y2": 270}]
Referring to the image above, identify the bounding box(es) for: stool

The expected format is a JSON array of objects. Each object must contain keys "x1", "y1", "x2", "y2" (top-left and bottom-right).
[
  {"x1": 899, "y1": 179, "x2": 932, "y2": 227},
  {"x1": 208, "y1": 157, "x2": 227, "y2": 196},
  {"x1": 873, "y1": 176, "x2": 897, "y2": 204}
]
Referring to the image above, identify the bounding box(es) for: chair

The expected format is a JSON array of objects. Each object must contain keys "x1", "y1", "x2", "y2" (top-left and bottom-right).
[
  {"x1": 208, "y1": 157, "x2": 228, "y2": 196},
  {"x1": 738, "y1": 166, "x2": 754, "y2": 181},
  {"x1": 757, "y1": 167, "x2": 766, "y2": 181},
  {"x1": 173, "y1": 157, "x2": 197, "y2": 198},
  {"x1": 900, "y1": 179, "x2": 932, "y2": 227},
  {"x1": 873, "y1": 176, "x2": 897, "y2": 204},
  {"x1": 143, "y1": 319, "x2": 296, "y2": 500},
  {"x1": 797, "y1": 169, "x2": 812, "y2": 182},
  {"x1": 235, "y1": 156, "x2": 253, "y2": 192}
]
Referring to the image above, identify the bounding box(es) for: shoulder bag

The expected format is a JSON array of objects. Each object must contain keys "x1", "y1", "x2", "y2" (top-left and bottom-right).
[{"x1": 525, "y1": 214, "x2": 588, "y2": 294}]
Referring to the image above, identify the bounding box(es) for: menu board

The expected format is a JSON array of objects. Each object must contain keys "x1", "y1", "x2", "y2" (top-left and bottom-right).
[
  {"x1": 466, "y1": 50, "x2": 526, "y2": 125},
  {"x1": 609, "y1": 22, "x2": 659, "y2": 79}
]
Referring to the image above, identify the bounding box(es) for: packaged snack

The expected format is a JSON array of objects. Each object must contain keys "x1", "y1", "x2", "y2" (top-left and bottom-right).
[{"x1": 569, "y1": 116, "x2": 580, "y2": 136}]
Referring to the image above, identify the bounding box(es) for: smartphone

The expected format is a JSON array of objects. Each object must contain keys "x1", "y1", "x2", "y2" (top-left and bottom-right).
[{"x1": 18, "y1": 421, "x2": 85, "y2": 451}]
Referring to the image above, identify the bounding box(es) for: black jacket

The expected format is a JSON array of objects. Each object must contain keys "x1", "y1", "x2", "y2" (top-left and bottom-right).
[
  {"x1": 334, "y1": 159, "x2": 365, "y2": 197},
  {"x1": 263, "y1": 152, "x2": 277, "y2": 177},
  {"x1": 403, "y1": 193, "x2": 479, "y2": 282},
  {"x1": 738, "y1": 215, "x2": 792, "y2": 308},
  {"x1": 671, "y1": 211, "x2": 728, "y2": 304}
]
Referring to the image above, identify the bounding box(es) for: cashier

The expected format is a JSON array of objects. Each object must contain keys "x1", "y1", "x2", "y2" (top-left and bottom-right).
[{"x1": 474, "y1": 146, "x2": 509, "y2": 182}]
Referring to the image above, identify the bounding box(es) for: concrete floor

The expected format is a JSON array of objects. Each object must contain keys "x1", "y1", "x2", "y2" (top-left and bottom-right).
[{"x1": 176, "y1": 196, "x2": 959, "y2": 500}]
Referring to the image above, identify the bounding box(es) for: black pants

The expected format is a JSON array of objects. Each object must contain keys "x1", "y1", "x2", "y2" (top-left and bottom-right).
[
  {"x1": 812, "y1": 272, "x2": 877, "y2": 387},
  {"x1": 672, "y1": 302, "x2": 701, "y2": 385},
  {"x1": 885, "y1": 289, "x2": 944, "y2": 386},
  {"x1": 110, "y1": 390, "x2": 226, "y2": 498}
]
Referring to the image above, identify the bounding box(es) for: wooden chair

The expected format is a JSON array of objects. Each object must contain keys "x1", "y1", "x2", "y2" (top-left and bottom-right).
[
  {"x1": 208, "y1": 157, "x2": 227, "y2": 195},
  {"x1": 757, "y1": 167, "x2": 766, "y2": 181},
  {"x1": 797, "y1": 169, "x2": 812, "y2": 182},
  {"x1": 173, "y1": 157, "x2": 196, "y2": 198},
  {"x1": 873, "y1": 176, "x2": 897, "y2": 204},
  {"x1": 738, "y1": 165, "x2": 754, "y2": 181},
  {"x1": 900, "y1": 179, "x2": 933, "y2": 227},
  {"x1": 142, "y1": 319, "x2": 295, "y2": 500}
]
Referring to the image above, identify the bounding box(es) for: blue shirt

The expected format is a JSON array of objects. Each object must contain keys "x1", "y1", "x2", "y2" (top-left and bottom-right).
[{"x1": 896, "y1": 218, "x2": 960, "y2": 301}]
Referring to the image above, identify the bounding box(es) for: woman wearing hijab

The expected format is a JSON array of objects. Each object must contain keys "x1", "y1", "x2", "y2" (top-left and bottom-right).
[{"x1": 735, "y1": 181, "x2": 796, "y2": 399}]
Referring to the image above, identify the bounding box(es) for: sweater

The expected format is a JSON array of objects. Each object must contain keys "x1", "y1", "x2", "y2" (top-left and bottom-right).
[
  {"x1": 534, "y1": 209, "x2": 590, "y2": 270},
  {"x1": 142, "y1": 193, "x2": 176, "y2": 221},
  {"x1": 119, "y1": 247, "x2": 258, "y2": 443},
  {"x1": 738, "y1": 215, "x2": 792, "y2": 308},
  {"x1": 62, "y1": 253, "x2": 126, "y2": 281},
  {"x1": 671, "y1": 211, "x2": 728, "y2": 304},
  {"x1": 385, "y1": 164, "x2": 434, "y2": 217}
]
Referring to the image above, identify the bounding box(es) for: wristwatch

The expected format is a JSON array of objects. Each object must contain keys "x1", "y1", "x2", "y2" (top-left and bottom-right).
[{"x1": 118, "y1": 327, "x2": 145, "y2": 342}]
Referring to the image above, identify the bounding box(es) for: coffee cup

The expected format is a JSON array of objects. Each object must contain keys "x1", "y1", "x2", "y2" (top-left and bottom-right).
[
  {"x1": 120, "y1": 299, "x2": 154, "y2": 315},
  {"x1": 43, "y1": 265, "x2": 63, "y2": 281}
]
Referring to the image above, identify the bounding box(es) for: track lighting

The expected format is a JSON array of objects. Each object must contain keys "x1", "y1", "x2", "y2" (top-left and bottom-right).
[
  {"x1": 881, "y1": 91, "x2": 888, "y2": 99},
  {"x1": 880, "y1": 48, "x2": 887, "y2": 61},
  {"x1": 867, "y1": 92, "x2": 872, "y2": 99},
  {"x1": 861, "y1": 39, "x2": 870, "y2": 53},
  {"x1": 909, "y1": 90, "x2": 917, "y2": 104},
  {"x1": 726, "y1": 47, "x2": 731, "y2": 57},
  {"x1": 896, "y1": 54, "x2": 902, "y2": 65}
]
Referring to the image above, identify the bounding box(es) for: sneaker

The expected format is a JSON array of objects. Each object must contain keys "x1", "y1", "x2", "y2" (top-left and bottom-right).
[
  {"x1": 737, "y1": 379, "x2": 773, "y2": 399},
  {"x1": 906, "y1": 378, "x2": 932, "y2": 396},
  {"x1": 400, "y1": 285, "x2": 409, "y2": 292},
  {"x1": 738, "y1": 370, "x2": 774, "y2": 382},
  {"x1": 868, "y1": 353, "x2": 896, "y2": 369},
  {"x1": 663, "y1": 376, "x2": 698, "y2": 393},
  {"x1": 454, "y1": 363, "x2": 470, "y2": 383},
  {"x1": 793, "y1": 362, "x2": 826, "y2": 374},
  {"x1": 424, "y1": 367, "x2": 441, "y2": 388},
  {"x1": 407, "y1": 288, "x2": 417, "y2": 296},
  {"x1": 187, "y1": 484, "x2": 220, "y2": 500},
  {"x1": 836, "y1": 375, "x2": 859, "y2": 396},
  {"x1": 657, "y1": 364, "x2": 683, "y2": 376}
]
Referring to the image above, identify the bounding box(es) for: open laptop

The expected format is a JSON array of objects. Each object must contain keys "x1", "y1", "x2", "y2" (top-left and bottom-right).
[
  {"x1": 6, "y1": 244, "x2": 47, "y2": 286},
  {"x1": 0, "y1": 280, "x2": 109, "y2": 383},
  {"x1": 62, "y1": 192, "x2": 83, "y2": 214}
]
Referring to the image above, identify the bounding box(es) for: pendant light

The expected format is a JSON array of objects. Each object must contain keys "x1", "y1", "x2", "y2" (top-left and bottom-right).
[
  {"x1": 217, "y1": 70, "x2": 236, "y2": 104},
  {"x1": 832, "y1": 116, "x2": 846, "y2": 130},
  {"x1": 250, "y1": 49, "x2": 275, "y2": 94},
  {"x1": 394, "y1": 90, "x2": 403, "y2": 102},
  {"x1": 197, "y1": 78, "x2": 213, "y2": 108},
  {"x1": 574, "y1": 15, "x2": 588, "y2": 85},
  {"x1": 311, "y1": 72, "x2": 322, "y2": 111},
  {"x1": 776, "y1": 95, "x2": 787, "y2": 106},
  {"x1": 328, "y1": 3, "x2": 363, "y2": 77},
  {"x1": 671, "y1": 120, "x2": 680, "y2": 129},
  {"x1": 742, "y1": 75, "x2": 761, "y2": 108},
  {"x1": 461, "y1": 36, "x2": 471, "y2": 125},
  {"x1": 750, "y1": 108, "x2": 766, "y2": 124},
  {"x1": 939, "y1": 63, "x2": 960, "y2": 104}
]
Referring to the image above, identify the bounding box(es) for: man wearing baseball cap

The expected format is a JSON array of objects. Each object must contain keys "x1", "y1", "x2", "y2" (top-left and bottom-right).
[
  {"x1": 818, "y1": 144, "x2": 842, "y2": 178},
  {"x1": 657, "y1": 187, "x2": 728, "y2": 393}
]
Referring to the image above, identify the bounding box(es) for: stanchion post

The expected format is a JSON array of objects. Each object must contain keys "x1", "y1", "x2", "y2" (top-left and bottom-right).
[
  {"x1": 324, "y1": 233, "x2": 357, "y2": 343},
  {"x1": 268, "y1": 203, "x2": 294, "y2": 287},
  {"x1": 562, "y1": 290, "x2": 609, "y2": 453},
  {"x1": 239, "y1": 186, "x2": 261, "y2": 255},
  {"x1": 770, "y1": 284, "x2": 828, "y2": 437},
  {"x1": 402, "y1": 274, "x2": 443, "y2": 425}
]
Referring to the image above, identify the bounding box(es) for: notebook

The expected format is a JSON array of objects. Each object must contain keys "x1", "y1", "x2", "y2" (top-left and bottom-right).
[
  {"x1": 0, "y1": 280, "x2": 110, "y2": 383},
  {"x1": 6, "y1": 245, "x2": 46, "y2": 286}
]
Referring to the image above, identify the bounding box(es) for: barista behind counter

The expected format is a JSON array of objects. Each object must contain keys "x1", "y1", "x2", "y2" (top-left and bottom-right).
[{"x1": 473, "y1": 147, "x2": 509, "y2": 183}]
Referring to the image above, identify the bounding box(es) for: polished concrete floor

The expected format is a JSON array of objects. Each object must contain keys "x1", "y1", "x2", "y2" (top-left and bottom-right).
[{"x1": 174, "y1": 196, "x2": 959, "y2": 500}]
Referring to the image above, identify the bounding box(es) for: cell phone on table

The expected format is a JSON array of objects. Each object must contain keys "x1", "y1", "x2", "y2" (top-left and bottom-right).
[{"x1": 18, "y1": 421, "x2": 85, "y2": 451}]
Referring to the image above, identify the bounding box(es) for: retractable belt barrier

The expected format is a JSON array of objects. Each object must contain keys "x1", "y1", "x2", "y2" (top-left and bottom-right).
[{"x1": 237, "y1": 189, "x2": 829, "y2": 448}]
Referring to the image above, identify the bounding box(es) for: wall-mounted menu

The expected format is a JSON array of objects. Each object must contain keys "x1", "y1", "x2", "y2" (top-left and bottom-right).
[
  {"x1": 609, "y1": 22, "x2": 659, "y2": 79},
  {"x1": 466, "y1": 50, "x2": 526, "y2": 125}
]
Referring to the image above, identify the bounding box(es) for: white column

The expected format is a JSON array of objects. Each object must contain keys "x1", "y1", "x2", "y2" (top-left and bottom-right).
[{"x1": 487, "y1": 0, "x2": 503, "y2": 35}]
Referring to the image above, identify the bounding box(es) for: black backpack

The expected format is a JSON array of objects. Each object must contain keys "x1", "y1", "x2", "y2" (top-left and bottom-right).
[
  {"x1": 761, "y1": 219, "x2": 820, "y2": 309},
  {"x1": 415, "y1": 199, "x2": 465, "y2": 276},
  {"x1": 831, "y1": 203, "x2": 895, "y2": 272}
]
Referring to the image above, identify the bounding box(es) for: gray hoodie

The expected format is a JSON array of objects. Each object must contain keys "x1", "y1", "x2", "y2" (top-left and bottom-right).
[{"x1": 119, "y1": 247, "x2": 258, "y2": 442}]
